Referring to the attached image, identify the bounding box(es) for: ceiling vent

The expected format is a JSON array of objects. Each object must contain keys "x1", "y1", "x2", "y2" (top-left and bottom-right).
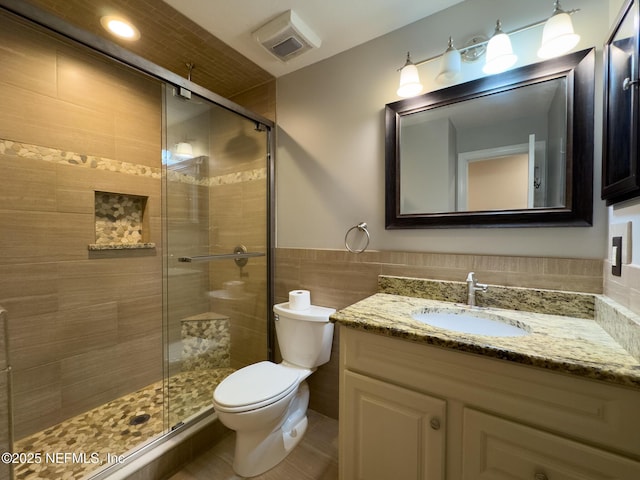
[{"x1": 252, "y1": 10, "x2": 321, "y2": 62}]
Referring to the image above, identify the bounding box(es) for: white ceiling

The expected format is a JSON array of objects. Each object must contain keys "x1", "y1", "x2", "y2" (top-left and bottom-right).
[{"x1": 162, "y1": 0, "x2": 465, "y2": 77}]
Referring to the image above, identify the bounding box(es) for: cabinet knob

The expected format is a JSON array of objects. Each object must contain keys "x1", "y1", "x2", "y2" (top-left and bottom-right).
[
  {"x1": 534, "y1": 473, "x2": 548, "y2": 480},
  {"x1": 429, "y1": 417, "x2": 441, "y2": 430}
]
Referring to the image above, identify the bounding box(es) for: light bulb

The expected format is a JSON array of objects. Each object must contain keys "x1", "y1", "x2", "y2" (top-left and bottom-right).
[
  {"x1": 436, "y1": 37, "x2": 462, "y2": 84},
  {"x1": 483, "y1": 20, "x2": 517, "y2": 75},
  {"x1": 538, "y1": 6, "x2": 580, "y2": 59},
  {"x1": 397, "y1": 52, "x2": 423, "y2": 97}
]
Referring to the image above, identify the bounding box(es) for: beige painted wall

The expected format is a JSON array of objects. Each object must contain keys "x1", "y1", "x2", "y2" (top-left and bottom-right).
[
  {"x1": 274, "y1": 0, "x2": 630, "y2": 420},
  {"x1": 275, "y1": 0, "x2": 609, "y2": 258},
  {"x1": 467, "y1": 154, "x2": 529, "y2": 211}
]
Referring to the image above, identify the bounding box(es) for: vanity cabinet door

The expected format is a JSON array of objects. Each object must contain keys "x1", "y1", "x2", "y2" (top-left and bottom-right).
[
  {"x1": 603, "y1": 0, "x2": 640, "y2": 205},
  {"x1": 341, "y1": 370, "x2": 446, "y2": 480},
  {"x1": 462, "y1": 409, "x2": 640, "y2": 479}
]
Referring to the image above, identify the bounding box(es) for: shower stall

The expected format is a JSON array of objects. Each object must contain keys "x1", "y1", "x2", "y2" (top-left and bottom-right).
[
  {"x1": 0, "y1": 4, "x2": 273, "y2": 480},
  {"x1": 163, "y1": 86, "x2": 272, "y2": 429}
]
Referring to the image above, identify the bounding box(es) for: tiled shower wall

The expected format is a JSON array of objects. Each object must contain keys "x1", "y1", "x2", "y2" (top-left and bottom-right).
[
  {"x1": 166, "y1": 113, "x2": 269, "y2": 374},
  {"x1": 275, "y1": 247, "x2": 603, "y2": 419},
  {"x1": 206, "y1": 111, "x2": 269, "y2": 369},
  {"x1": 0, "y1": 9, "x2": 273, "y2": 439},
  {"x1": 0, "y1": 11, "x2": 163, "y2": 438}
]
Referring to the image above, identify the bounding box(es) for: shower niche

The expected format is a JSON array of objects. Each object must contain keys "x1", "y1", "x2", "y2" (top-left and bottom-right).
[{"x1": 89, "y1": 191, "x2": 156, "y2": 251}]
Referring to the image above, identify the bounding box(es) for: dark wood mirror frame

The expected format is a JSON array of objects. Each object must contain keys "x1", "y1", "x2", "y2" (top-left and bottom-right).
[{"x1": 385, "y1": 48, "x2": 595, "y2": 229}]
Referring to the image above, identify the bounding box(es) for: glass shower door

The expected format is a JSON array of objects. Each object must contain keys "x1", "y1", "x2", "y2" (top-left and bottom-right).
[{"x1": 162, "y1": 85, "x2": 270, "y2": 430}]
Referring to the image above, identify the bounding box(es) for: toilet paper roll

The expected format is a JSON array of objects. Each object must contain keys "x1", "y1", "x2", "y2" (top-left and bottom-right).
[{"x1": 289, "y1": 290, "x2": 311, "y2": 310}]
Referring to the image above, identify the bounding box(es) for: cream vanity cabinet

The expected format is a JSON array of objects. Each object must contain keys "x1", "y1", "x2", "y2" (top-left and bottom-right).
[{"x1": 339, "y1": 327, "x2": 640, "y2": 480}]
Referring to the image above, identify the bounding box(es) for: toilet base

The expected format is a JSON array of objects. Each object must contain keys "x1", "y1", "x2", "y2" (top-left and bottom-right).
[{"x1": 232, "y1": 382, "x2": 310, "y2": 477}]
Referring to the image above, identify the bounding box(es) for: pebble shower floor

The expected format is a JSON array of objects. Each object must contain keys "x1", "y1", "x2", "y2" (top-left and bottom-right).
[{"x1": 12, "y1": 368, "x2": 234, "y2": 480}]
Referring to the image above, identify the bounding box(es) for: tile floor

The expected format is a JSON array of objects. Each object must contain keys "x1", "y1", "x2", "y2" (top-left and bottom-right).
[
  {"x1": 168, "y1": 409, "x2": 339, "y2": 480},
  {"x1": 13, "y1": 368, "x2": 234, "y2": 480}
]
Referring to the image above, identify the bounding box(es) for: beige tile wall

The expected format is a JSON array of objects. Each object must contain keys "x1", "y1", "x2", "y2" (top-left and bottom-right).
[
  {"x1": 0, "y1": 308, "x2": 11, "y2": 480},
  {"x1": 0, "y1": 11, "x2": 164, "y2": 438},
  {"x1": 0, "y1": 6, "x2": 274, "y2": 440},
  {"x1": 275, "y1": 247, "x2": 604, "y2": 419},
  {"x1": 207, "y1": 108, "x2": 269, "y2": 369},
  {"x1": 603, "y1": 261, "x2": 640, "y2": 315}
]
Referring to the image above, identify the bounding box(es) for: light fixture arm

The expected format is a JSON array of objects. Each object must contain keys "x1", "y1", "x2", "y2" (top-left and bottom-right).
[
  {"x1": 553, "y1": 1, "x2": 567, "y2": 15},
  {"x1": 406, "y1": 8, "x2": 579, "y2": 69},
  {"x1": 186, "y1": 62, "x2": 195, "y2": 81}
]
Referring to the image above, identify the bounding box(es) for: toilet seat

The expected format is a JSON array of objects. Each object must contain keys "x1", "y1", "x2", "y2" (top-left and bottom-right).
[{"x1": 213, "y1": 361, "x2": 300, "y2": 413}]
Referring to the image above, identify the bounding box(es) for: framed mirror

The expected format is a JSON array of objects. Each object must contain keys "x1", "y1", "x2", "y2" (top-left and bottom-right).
[{"x1": 385, "y1": 48, "x2": 595, "y2": 228}]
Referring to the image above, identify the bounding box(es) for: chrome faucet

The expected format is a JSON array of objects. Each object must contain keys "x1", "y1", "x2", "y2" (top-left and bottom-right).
[{"x1": 466, "y1": 272, "x2": 488, "y2": 307}]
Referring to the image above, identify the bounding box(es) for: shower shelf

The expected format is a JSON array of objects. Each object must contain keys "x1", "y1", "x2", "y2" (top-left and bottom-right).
[
  {"x1": 178, "y1": 252, "x2": 265, "y2": 263},
  {"x1": 88, "y1": 242, "x2": 156, "y2": 251}
]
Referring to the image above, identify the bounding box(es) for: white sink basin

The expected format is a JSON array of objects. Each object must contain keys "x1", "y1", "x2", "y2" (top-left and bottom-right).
[{"x1": 411, "y1": 309, "x2": 529, "y2": 337}]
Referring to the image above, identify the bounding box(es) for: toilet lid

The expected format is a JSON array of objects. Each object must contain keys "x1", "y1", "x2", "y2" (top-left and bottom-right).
[{"x1": 213, "y1": 361, "x2": 300, "y2": 411}]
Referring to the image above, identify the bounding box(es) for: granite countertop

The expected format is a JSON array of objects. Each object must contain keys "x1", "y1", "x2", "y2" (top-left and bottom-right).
[{"x1": 331, "y1": 292, "x2": 640, "y2": 390}]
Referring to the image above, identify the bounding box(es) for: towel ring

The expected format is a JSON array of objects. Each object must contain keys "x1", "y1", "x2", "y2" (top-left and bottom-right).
[{"x1": 345, "y1": 222, "x2": 370, "y2": 254}]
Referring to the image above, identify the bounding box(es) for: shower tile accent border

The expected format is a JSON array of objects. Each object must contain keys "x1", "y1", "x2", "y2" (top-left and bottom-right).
[
  {"x1": 167, "y1": 166, "x2": 267, "y2": 187},
  {"x1": 0, "y1": 137, "x2": 266, "y2": 186},
  {"x1": 0, "y1": 138, "x2": 161, "y2": 179}
]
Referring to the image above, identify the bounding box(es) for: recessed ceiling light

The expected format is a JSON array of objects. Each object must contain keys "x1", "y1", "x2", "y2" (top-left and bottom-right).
[{"x1": 100, "y1": 15, "x2": 140, "y2": 41}]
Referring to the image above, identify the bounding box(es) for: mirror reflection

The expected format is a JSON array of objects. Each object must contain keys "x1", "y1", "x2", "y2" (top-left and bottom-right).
[{"x1": 399, "y1": 78, "x2": 567, "y2": 214}]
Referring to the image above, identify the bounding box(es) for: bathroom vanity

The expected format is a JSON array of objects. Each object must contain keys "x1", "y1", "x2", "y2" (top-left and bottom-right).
[{"x1": 332, "y1": 278, "x2": 640, "y2": 479}]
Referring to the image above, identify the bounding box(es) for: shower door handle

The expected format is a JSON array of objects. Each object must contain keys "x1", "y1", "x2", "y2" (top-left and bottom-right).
[{"x1": 178, "y1": 251, "x2": 265, "y2": 263}]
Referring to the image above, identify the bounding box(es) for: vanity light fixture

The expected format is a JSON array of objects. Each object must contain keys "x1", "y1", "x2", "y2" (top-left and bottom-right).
[
  {"x1": 396, "y1": 1, "x2": 580, "y2": 97},
  {"x1": 482, "y1": 20, "x2": 517, "y2": 74},
  {"x1": 100, "y1": 15, "x2": 140, "y2": 41}
]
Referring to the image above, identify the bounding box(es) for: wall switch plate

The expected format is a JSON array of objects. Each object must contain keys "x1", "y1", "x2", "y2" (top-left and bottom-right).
[
  {"x1": 612, "y1": 236, "x2": 622, "y2": 276},
  {"x1": 610, "y1": 221, "x2": 632, "y2": 265}
]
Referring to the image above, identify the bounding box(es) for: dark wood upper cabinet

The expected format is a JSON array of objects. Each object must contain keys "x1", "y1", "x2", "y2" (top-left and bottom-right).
[{"x1": 603, "y1": 0, "x2": 640, "y2": 205}]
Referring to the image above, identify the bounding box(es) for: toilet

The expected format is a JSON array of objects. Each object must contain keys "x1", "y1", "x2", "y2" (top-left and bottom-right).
[{"x1": 212, "y1": 300, "x2": 336, "y2": 477}]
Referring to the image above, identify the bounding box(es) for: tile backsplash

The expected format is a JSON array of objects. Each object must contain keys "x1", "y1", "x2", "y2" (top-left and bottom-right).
[{"x1": 604, "y1": 261, "x2": 640, "y2": 316}]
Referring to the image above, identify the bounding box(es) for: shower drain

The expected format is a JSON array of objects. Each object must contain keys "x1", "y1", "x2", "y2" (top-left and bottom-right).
[{"x1": 129, "y1": 414, "x2": 151, "y2": 426}]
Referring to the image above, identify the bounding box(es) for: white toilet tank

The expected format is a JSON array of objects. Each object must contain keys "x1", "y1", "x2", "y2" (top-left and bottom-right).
[{"x1": 273, "y1": 303, "x2": 336, "y2": 369}]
